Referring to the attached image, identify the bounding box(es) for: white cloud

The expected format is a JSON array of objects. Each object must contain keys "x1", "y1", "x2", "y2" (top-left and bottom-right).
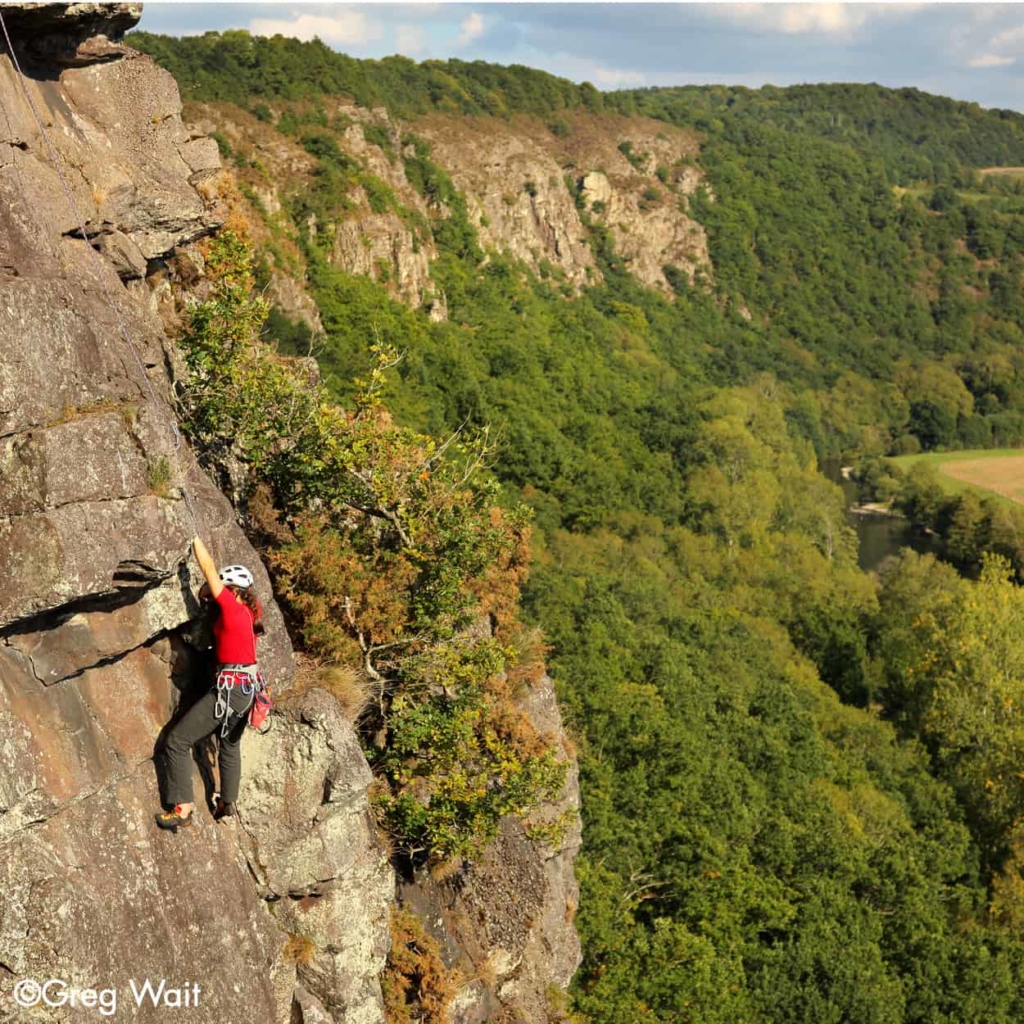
[
  {"x1": 777, "y1": 4, "x2": 866, "y2": 35},
  {"x1": 990, "y1": 24, "x2": 1024, "y2": 49},
  {"x1": 965, "y1": 20, "x2": 1024, "y2": 68},
  {"x1": 970, "y1": 52, "x2": 1016, "y2": 68},
  {"x1": 457, "y1": 12, "x2": 485, "y2": 47},
  {"x1": 713, "y1": 3, "x2": 925, "y2": 40},
  {"x1": 716, "y1": 4, "x2": 867, "y2": 38},
  {"x1": 591, "y1": 65, "x2": 646, "y2": 87},
  {"x1": 249, "y1": 11, "x2": 383, "y2": 46},
  {"x1": 395, "y1": 23, "x2": 425, "y2": 55},
  {"x1": 553, "y1": 55, "x2": 646, "y2": 88}
]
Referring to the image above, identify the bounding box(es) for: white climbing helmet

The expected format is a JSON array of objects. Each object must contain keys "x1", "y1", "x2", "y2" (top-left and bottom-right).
[{"x1": 219, "y1": 565, "x2": 255, "y2": 590}]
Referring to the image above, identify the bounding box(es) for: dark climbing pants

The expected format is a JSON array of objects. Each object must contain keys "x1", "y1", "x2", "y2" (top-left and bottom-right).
[{"x1": 163, "y1": 685, "x2": 252, "y2": 805}]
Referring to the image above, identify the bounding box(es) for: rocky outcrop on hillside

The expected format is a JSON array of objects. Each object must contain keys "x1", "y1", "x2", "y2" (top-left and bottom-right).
[
  {"x1": 418, "y1": 112, "x2": 709, "y2": 293},
  {"x1": 399, "y1": 673, "x2": 581, "y2": 1024},
  {"x1": 202, "y1": 103, "x2": 441, "y2": 312},
  {"x1": 417, "y1": 119, "x2": 597, "y2": 293},
  {"x1": 188, "y1": 100, "x2": 710, "y2": 314},
  {"x1": 0, "y1": 7, "x2": 582, "y2": 1024}
]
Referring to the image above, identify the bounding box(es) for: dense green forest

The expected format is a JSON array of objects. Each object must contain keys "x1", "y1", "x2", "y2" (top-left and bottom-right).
[
  {"x1": 617, "y1": 83, "x2": 1024, "y2": 186},
  {"x1": 136, "y1": 31, "x2": 1024, "y2": 1024},
  {"x1": 134, "y1": 28, "x2": 1024, "y2": 183}
]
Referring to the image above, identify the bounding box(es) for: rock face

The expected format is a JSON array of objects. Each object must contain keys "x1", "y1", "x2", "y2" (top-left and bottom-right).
[
  {"x1": 0, "y1": 3, "x2": 142, "y2": 67},
  {"x1": 240, "y1": 688, "x2": 394, "y2": 1024},
  {"x1": 0, "y1": 7, "x2": 391, "y2": 1023},
  {"x1": 330, "y1": 203, "x2": 434, "y2": 309},
  {"x1": 329, "y1": 116, "x2": 438, "y2": 308},
  {"x1": 398, "y1": 674, "x2": 582, "y2": 1023},
  {"x1": 200, "y1": 103, "x2": 441, "y2": 312},
  {"x1": 416, "y1": 113, "x2": 709, "y2": 294},
  {"x1": 417, "y1": 119, "x2": 598, "y2": 293},
  {"x1": 191, "y1": 100, "x2": 710, "y2": 317}
]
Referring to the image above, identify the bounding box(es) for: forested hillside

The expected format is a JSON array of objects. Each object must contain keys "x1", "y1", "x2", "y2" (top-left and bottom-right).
[{"x1": 134, "y1": 30, "x2": 1024, "y2": 1023}]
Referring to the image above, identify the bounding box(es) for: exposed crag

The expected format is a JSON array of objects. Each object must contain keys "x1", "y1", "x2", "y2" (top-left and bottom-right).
[
  {"x1": 0, "y1": 5, "x2": 389, "y2": 1022},
  {"x1": 188, "y1": 96, "x2": 710, "y2": 316},
  {"x1": 398, "y1": 673, "x2": 581, "y2": 1024},
  {"x1": 0, "y1": 5, "x2": 580, "y2": 1023}
]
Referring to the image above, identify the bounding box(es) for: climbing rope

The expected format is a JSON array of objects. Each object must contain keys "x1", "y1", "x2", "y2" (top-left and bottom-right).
[
  {"x1": 0, "y1": 9, "x2": 199, "y2": 532},
  {"x1": 0, "y1": 80, "x2": 61, "y2": 269}
]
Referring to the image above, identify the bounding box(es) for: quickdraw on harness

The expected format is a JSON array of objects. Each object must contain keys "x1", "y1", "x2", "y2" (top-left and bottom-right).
[
  {"x1": 214, "y1": 666, "x2": 257, "y2": 737},
  {"x1": 214, "y1": 665, "x2": 274, "y2": 736}
]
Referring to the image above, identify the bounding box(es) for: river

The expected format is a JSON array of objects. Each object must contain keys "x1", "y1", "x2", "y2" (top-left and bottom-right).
[{"x1": 820, "y1": 460, "x2": 939, "y2": 572}]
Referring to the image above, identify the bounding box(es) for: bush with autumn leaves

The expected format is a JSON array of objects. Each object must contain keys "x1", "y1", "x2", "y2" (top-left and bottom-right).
[{"x1": 177, "y1": 228, "x2": 566, "y2": 862}]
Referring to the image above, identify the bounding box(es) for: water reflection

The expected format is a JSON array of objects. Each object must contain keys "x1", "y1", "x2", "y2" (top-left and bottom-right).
[{"x1": 821, "y1": 460, "x2": 939, "y2": 572}]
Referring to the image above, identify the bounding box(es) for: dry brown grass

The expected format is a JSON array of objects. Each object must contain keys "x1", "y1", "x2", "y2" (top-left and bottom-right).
[
  {"x1": 382, "y1": 909, "x2": 462, "y2": 1024},
  {"x1": 194, "y1": 177, "x2": 219, "y2": 203},
  {"x1": 468, "y1": 951, "x2": 499, "y2": 990},
  {"x1": 941, "y1": 454, "x2": 1024, "y2": 505},
  {"x1": 318, "y1": 664, "x2": 374, "y2": 722},
  {"x1": 427, "y1": 855, "x2": 464, "y2": 883},
  {"x1": 565, "y1": 897, "x2": 577, "y2": 925},
  {"x1": 505, "y1": 626, "x2": 551, "y2": 691},
  {"x1": 283, "y1": 656, "x2": 374, "y2": 723}
]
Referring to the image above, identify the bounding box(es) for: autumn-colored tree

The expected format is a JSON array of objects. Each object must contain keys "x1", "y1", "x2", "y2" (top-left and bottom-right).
[{"x1": 178, "y1": 230, "x2": 565, "y2": 863}]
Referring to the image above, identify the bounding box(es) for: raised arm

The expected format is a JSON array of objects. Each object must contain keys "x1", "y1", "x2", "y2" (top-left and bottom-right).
[{"x1": 192, "y1": 535, "x2": 224, "y2": 600}]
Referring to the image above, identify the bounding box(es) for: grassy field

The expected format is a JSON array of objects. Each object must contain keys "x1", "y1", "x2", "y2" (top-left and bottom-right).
[{"x1": 890, "y1": 449, "x2": 1024, "y2": 506}]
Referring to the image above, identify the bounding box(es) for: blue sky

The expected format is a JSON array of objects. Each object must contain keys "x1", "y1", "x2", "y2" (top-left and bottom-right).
[{"x1": 136, "y1": 4, "x2": 1024, "y2": 113}]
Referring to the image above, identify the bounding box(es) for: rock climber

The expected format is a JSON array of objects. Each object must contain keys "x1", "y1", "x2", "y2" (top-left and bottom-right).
[{"x1": 155, "y1": 535, "x2": 265, "y2": 833}]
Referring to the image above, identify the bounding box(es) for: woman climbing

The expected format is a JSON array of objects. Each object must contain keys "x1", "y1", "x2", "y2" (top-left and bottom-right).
[{"x1": 155, "y1": 535, "x2": 265, "y2": 833}]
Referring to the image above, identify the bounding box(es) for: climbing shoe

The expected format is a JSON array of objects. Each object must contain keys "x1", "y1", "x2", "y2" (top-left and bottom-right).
[
  {"x1": 213, "y1": 799, "x2": 236, "y2": 822},
  {"x1": 155, "y1": 805, "x2": 194, "y2": 833}
]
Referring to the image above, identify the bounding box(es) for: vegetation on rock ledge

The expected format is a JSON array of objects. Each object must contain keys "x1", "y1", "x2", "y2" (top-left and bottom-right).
[{"x1": 178, "y1": 227, "x2": 566, "y2": 863}]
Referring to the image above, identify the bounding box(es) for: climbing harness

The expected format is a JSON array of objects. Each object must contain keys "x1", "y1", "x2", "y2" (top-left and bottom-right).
[
  {"x1": 213, "y1": 664, "x2": 274, "y2": 735},
  {"x1": 0, "y1": 9, "x2": 199, "y2": 531},
  {"x1": 213, "y1": 665, "x2": 258, "y2": 738}
]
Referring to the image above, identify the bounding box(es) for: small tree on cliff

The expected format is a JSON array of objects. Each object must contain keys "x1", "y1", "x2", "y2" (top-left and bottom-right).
[{"x1": 177, "y1": 228, "x2": 567, "y2": 863}]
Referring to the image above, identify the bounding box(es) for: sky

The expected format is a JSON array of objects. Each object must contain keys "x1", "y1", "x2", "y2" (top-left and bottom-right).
[{"x1": 135, "y1": 3, "x2": 1024, "y2": 113}]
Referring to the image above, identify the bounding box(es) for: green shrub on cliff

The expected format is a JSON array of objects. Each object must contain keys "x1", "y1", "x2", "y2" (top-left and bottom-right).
[{"x1": 178, "y1": 229, "x2": 565, "y2": 863}]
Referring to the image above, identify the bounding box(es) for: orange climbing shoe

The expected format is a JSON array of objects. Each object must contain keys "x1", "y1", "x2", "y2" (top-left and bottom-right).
[{"x1": 155, "y1": 805, "x2": 194, "y2": 833}]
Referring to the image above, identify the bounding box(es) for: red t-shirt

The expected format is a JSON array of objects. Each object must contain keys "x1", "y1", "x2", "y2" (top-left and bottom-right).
[{"x1": 212, "y1": 588, "x2": 258, "y2": 665}]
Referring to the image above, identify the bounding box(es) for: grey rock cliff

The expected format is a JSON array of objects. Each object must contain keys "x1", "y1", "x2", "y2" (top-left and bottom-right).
[{"x1": 0, "y1": 6, "x2": 391, "y2": 1022}]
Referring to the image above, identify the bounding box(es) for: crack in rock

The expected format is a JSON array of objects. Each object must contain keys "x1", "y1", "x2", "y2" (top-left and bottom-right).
[
  {"x1": 0, "y1": 562, "x2": 176, "y2": 642},
  {"x1": 44, "y1": 626, "x2": 177, "y2": 687}
]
